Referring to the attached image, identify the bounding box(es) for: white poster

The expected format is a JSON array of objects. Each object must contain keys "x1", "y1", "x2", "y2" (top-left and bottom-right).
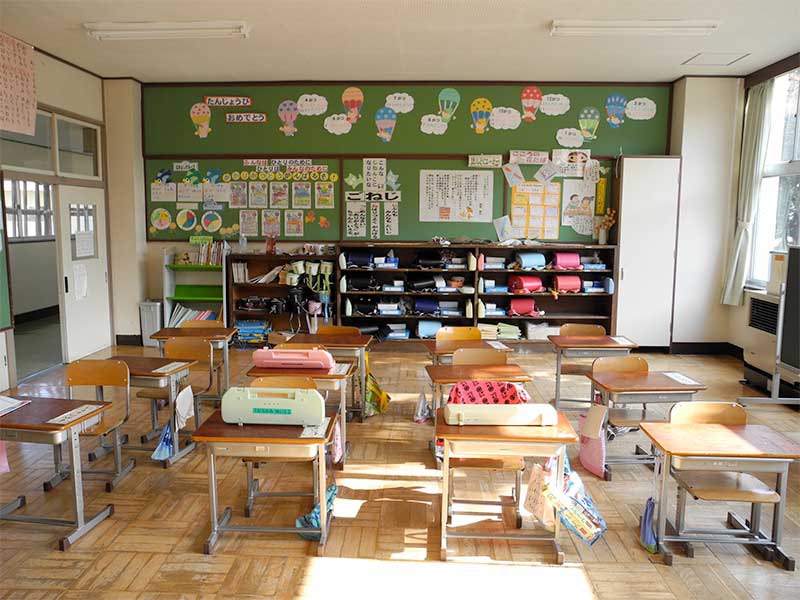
[
  {"x1": 553, "y1": 149, "x2": 591, "y2": 177},
  {"x1": 384, "y1": 201, "x2": 399, "y2": 236},
  {"x1": 363, "y1": 158, "x2": 387, "y2": 192},
  {"x1": 203, "y1": 182, "x2": 231, "y2": 204},
  {"x1": 533, "y1": 160, "x2": 560, "y2": 183},
  {"x1": 73, "y1": 264, "x2": 88, "y2": 300},
  {"x1": 248, "y1": 181, "x2": 268, "y2": 207},
  {"x1": 177, "y1": 182, "x2": 203, "y2": 203},
  {"x1": 0, "y1": 32, "x2": 36, "y2": 135},
  {"x1": 239, "y1": 210, "x2": 259, "y2": 237},
  {"x1": 468, "y1": 154, "x2": 503, "y2": 168},
  {"x1": 345, "y1": 201, "x2": 367, "y2": 237},
  {"x1": 150, "y1": 182, "x2": 177, "y2": 203},
  {"x1": 370, "y1": 202, "x2": 381, "y2": 240},
  {"x1": 510, "y1": 182, "x2": 560, "y2": 240},
  {"x1": 74, "y1": 231, "x2": 95, "y2": 258},
  {"x1": 418, "y1": 170, "x2": 493, "y2": 223},
  {"x1": 562, "y1": 179, "x2": 596, "y2": 236},
  {"x1": 509, "y1": 150, "x2": 548, "y2": 165},
  {"x1": 229, "y1": 181, "x2": 248, "y2": 208}
]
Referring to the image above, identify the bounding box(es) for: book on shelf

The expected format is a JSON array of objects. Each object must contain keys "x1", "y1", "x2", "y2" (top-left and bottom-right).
[
  {"x1": 244, "y1": 264, "x2": 284, "y2": 285},
  {"x1": 178, "y1": 240, "x2": 227, "y2": 266},
  {"x1": 478, "y1": 323, "x2": 499, "y2": 340},
  {"x1": 168, "y1": 303, "x2": 221, "y2": 327}
]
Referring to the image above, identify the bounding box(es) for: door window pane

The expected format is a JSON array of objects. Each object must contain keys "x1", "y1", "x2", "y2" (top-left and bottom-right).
[
  {"x1": 57, "y1": 119, "x2": 99, "y2": 177},
  {"x1": 3, "y1": 179, "x2": 55, "y2": 240},
  {"x1": 69, "y1": 203, "x2": 97, "y2": 259},
  {"x1": 0, "y1": 112, "x2": 53, "y2": 172}
]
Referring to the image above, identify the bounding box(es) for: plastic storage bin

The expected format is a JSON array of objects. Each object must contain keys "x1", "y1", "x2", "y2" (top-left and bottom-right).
[{"x1": 139, "y1": 301, "x2": 162, "y2": 347}]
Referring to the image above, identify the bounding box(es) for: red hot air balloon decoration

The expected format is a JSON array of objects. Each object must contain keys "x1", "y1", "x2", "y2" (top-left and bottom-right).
[
  {"x1": 342, "y1": 87, "x2": 364, "y2": 124},
  {"x1": 520, "y1": 86, "x2": 543, "y2": 122}
]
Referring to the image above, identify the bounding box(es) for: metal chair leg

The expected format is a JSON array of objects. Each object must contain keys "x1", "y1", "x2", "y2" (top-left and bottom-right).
[
  {"x1": 43, "y1": 444, "x2": 71, "y2": 491},
  {"x1": 244, "y1": 461, "x2": 256, "y2": 517}
]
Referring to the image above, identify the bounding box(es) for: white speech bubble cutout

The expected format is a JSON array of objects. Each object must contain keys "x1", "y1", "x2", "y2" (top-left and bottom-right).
[
  {"x1": 324, "y1": 113, "x2": 352, "y2": 135},
  {"x1": 420, "y1": 114, "x2": 448, "y2": 135},
  {"x1": 297, "y1": 93, "x2": 328, "y2": 116},
  {"x1": 625, "y1": 97, "x2": 657, "y2": 120},
  {"x1": 489, "y1": 106, "x2": 522, "y2": 130},
  {"x1": 541, "y1": 93, "x2": 571, "y2": 116},
  {"x1": 385, "y1": 92, "x2": 415, "y2": 114},
  {"x1": 556, "y1": 128, "x2": 584, "y2": 148}
]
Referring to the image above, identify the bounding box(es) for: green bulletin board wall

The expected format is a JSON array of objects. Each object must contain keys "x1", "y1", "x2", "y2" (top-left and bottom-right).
[{"x1": 143, "y1": 82, "x2": 669, "y2": 242}]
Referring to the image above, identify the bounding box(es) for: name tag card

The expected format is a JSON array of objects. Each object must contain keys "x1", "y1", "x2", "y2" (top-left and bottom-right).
[
  {"x1": 664, "y1": 372, "x2": 701, "y2": 386},
  {"x1": 47, "y1": 404, "x2": 98, "y2": 425},
  {"x1": 152, "y1": 361, "x2": 190, "y2": 374},
  {"x1": 610, "y1": 336, "x2": 634, "y2": 345}
]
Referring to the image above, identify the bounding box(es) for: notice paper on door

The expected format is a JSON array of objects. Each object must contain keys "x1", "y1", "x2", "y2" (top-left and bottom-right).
[
  {"x1": 74, "y1": 231, "x2": 95, "y2": 258},
  {"x1": 73, "y1": 263, "x2": 88, "y2": 300}
]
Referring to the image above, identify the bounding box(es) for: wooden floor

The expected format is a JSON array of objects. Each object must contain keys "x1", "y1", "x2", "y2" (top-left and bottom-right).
[{"x1": 1, "y1": 343, "x2": 799, "y2": 599}]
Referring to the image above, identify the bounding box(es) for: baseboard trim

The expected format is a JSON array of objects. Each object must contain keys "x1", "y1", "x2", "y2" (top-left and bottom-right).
[
  {"x1": 116, "y1": 334, "x2": 143, "y2": 346},
  {"x1": 14, "y1": 305, "x2": 59, "y2": 324},
  {"x1": 670, "y1": 342, "x2": 743, "y2": 357}
]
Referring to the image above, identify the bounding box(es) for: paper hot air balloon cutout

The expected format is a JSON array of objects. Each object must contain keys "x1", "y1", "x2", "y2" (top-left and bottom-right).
[
  {"x1": 438, "y1": 88, "x2": 461, "y2": 124},
  {"x1": 520, "y1": 86, "x2": 542, "y2": 122},
  {"x1": 605, "y1": 94, "x2": 627, "y2": 128},
  {"x1": 470, "y1": 98, "x2": 492, "y2": 134},
  {"x1": 277, "y1": 100, "x2": 299, "y2": 136},
  {"x1": 190, "y1": 102, "x2": 211, "y2": 138},
  {"x1": 375, "y1": 106, "x2": 397, "y2": 143},
  {"x1": 578, "y1": 106, "x2": 601, "y2": 141},
  {"x1": 342, "y1": 87, "x2": 364, "y2": 124}
]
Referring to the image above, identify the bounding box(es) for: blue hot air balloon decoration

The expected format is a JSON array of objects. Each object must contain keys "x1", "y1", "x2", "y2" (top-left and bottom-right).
[
  {"x1": 605, "y1": 94, "x2": 627, "y2": 128},
  {"x1": 375, "y1": 106, "x2": 398, "y2": 143}
]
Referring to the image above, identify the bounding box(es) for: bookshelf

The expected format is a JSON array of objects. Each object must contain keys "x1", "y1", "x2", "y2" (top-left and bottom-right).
[{"x1": 162, "y1": 245, "x2": 228, "y2": 327}]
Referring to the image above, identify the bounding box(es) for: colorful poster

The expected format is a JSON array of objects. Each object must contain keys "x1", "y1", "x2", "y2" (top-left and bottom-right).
[
  {"x1": 501, "y1": 163, "x2": 525, "y2": 187},
  {"x1": 285, "y1": 209, "x2": 304, "y2": 237},
  {"x1": 384, "y1": 201, "x2": 399, "y2": 236},
  {"x1": 363, "y1": 158, "x2": 387, "y2": 192},
  {"x1": 315, "y1": 181, "x2": 335, "y2": 209},
  {"x1": 177, "y1": 182, "x2": 203, "y2": 203},
  {"x1": 562, "y1": 179, "x2": 596, "y2": 236},
  {"x1": 0, "y1": 32, "x2": 36, "y2": 135},
  {"x1": 269, "y1": 181, "x2": 289, "y2": 208},
  {"x1": 239, "y1": 210, "x2": 259, "y2": 237},
  {"x1": 150, "y1": 182, "x2": 177, "y2": 202},
  {"x1": 533, "y1": 160, "x2": 560, "y2": 183},
  {"x1": 150, "y1": 208, "x2": 172, "y2": 230},
  {"x1": 203, "y1": 182, "x2": 231, "y2": 204},
  {"x1": 345, "y1": 201, "x2": 367, "y2": 237},
  {"x1": 553, "y1": 149, "x2": 591, "y2": 177},
  {"x1": 419, "y1": 170, "x2": 493, "y2": 223},
  {"x1": 230, "y1": 181, "x2": 248, "y2": 208},
  {"x1": 292, "y1": 181, "x2": 312, "y2": 208},
  {"x1": 370, "y1": 202, "x2": 381, "y2": 239},
  {"x1": 175, "y1": 208, "x2": 197, "y2": 231},
  {"x1": 262, "y1": 209, "x2": 280, "y2": 237},
  {"x1": 248, "y1": 181, "x2": 268, "y2": 207},
  {"x1": 510, "y1": 182, "x2": 560, "y2": 240},
  {"x1": 201, "y1": 211, "x2": 222, "y2": 233}
]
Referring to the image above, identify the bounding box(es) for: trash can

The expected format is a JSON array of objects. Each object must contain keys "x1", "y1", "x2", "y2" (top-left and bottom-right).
[{"x1": 139, "y1": 300, "x2": 162, "y2": 347}]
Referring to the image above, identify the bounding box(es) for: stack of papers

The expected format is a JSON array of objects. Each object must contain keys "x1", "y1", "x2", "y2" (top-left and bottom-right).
[
  {"x1": 478, "y1": 323, "x2": 499, "y2": 340},
  {"x1": 497, "y1": 322, "x2": 522, "y2": 340},
  {"x1": 0, "y1": 395, "x2": 30, "y2": 417}
]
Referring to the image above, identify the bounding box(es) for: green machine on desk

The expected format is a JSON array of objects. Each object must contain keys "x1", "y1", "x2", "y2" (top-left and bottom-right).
[{"x1": 221, "y1": 386, "x2": 326, "y2": 426}]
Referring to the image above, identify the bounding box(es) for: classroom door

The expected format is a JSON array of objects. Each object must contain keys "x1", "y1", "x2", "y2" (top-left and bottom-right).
[{"x1": 55, "y1": 185, "x2": 112, "y2": 362}]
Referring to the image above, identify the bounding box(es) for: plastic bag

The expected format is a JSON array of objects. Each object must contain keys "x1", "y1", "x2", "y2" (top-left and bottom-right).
[
  {"x1": 175, "y1": 386, "x2": 195, "y2": 430},
  {"x1": 295, "y1": 484, "x2": 338, "y2": 541},
  {"x1": 640, "y1": 497, "x2": 658, "y2": 553},
  {"x1": 579, "y1": 411, "x2": 607, "y2": 479},
  {"x1": 523, "y1": 462, "x2": 556, "y2": 530},
  {"x1": 330, "y1": 420, "x2": 344, "y2": 464},
  {"x1": 363, "y1": 353, "x2": 390, "y2": 417},
  {"x1": 414, "y1": 393, "x2": 432, "y2": 423},
  {"x1": 151, "y1": 422, "x2": 174, "y2": 461}
]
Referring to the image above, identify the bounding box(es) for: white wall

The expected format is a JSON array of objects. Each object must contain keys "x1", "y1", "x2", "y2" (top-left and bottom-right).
[
  {"x1": 670, "y1": 77, "x2": 744, "y2": 344},
  {"x1": 8, "y1": 241, "x2": 58, "y2": 314},
  {"x1": 35, "y1": 52, "x2": 103, "y2": 121}
]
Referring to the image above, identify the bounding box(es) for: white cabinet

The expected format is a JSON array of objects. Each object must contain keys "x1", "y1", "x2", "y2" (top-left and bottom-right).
[
  {"x1": 0, "y1": 332, "x2": 10, "y2": 392},
  {"x1": 615, "y1": 156, "x2": 681, "y2": 347}
]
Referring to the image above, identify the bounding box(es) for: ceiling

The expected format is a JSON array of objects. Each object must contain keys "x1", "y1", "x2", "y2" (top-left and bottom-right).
[{"x1": 1, "y1": 0, "x2": 797, "y2": 82}]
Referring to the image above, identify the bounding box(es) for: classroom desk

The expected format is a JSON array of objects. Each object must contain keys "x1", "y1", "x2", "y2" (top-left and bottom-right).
[
  {"x1": 641, "y1": 421, "x2": 800, "y2": 570},
  {"x1": 111, "y1": 355, "x2": 196, "y2": 467},
  {"x1": 246, "y1": 362, "x2": 357, "y2": 466},
  {"x1": 150, "y1": 327, "x2": 237, "y2": 395},
  {"x1": 192, "y1": 408, "x2": 337, "y2": 555},
  {"x1": 586, "y1": 371, "x2": 707, "y2": 480},
  {"x1": 547, "y1": 335, "x2": 638, "y2": 410},
  {"x1": 421, "y1": 340, "x2": 514, "y2": 366},
  {"x1": 288, "y1": 333, "x2": 373, "y2": 421},
  {"x1": 0, "y1": 397, "x2": 113, "y2": 550},
  {"x1": 436, "y1": 408, "x2": 578, "y2": 563}
]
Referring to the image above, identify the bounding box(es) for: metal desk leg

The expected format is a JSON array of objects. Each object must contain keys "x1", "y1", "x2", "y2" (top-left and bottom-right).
[
  {"x1": 157, "y1": 340, "x2": 165, "y2": 357},
  {"x1": 204, "y1": 446, "x2": 228, "y2": 554},
  {"x1": 553, "y1": 445, "x2": 566, "y2": 564},
  {"x1": 358, "y1": 348, "x2": 366, "y2": 423},
  {"x1": 554, "y1": 348, "x2": 562, "y2": 410},
  {"x1": 340, "y1": 379, "x2": 348, "y2": 466},
  {"x1": 222, "y1": 341, "x2": 230, "y2": 393},
  {"x1": 163, "y1": 374, "x2": 196, "y2": 467},
  {"x1": 43, "y1": 443, "x2": 71, "y2": 491},
  {"x1": 440, "y1": 440, "x2": 450, "y2": 560},
  {"x1": 317, "y1": 442, "x2": 328, "y2": 556},
  {"x1": 770, "y1": 466, "x2": 795, "y2": 569},
  {"x1": 655, "y1": 451, "x2": 673, "y2": 565}
]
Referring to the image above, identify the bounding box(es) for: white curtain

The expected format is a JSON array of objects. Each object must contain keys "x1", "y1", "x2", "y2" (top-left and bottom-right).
[{"x1": 721, "y1": 80, "x2": 773, "y2": 306}]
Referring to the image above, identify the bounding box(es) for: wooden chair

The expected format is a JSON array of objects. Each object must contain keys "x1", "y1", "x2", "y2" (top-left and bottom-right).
[
  {"x1": 436, "y1": 326, "x2": 482, "y2": 342},
  {"x1": 242, "y1": 377, "x2": 324, "y2": 517},
  {"x1": 51, "y1": 360, "x2": 135, "y2": 492},
  {"x1": 136, "y1": 338, "x2": 217, "y2": 430},
  {"x1": 317, "y1": 325, "x2": 360, "y2": 336},
  {"x1": 558, "y1": 324, "x2": 606, "y2": 377},
  {"x1": 667, "y1": 402, "x2": 780, "y2": 558},
  {"x1": 452, "y1": 348, "x2": 507, "y2": 365}
]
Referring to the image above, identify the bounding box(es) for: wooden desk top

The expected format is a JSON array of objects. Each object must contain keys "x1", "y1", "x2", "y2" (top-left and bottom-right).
[
  {"x1": 192, "y1": 408, "x2": 337, "y2": 444},
  {"x1": 587, "y1": 371, "x2": 707, "y2": 393},
  {"x1": 111, "y1": 355, "x2": 197, "y2": 377},
  {"x1": 547, "y1": 335, "x2": 638, "y2": 349},
  {"x1": 641, "y1": 422, "x2": 800, "y2": 459},
  {"x1": 246, "y1": 362, "x2": 356, "y2": 380},
  {"x1": 425, "y1": 364, "x2": 531, "y2": 384},
  {"x1": 151, "y1": 327, "x2": 237, "y2": 341},
  {"x1": 435, "y1": 409, "x2": 578, "y2": 444},
  {"x1": 289, "y1": 333, "x2": 372, "y2": 349},
  {"x1": 421, "y1": 340, "x2": 513, "y2": 355},
  {"x1": 0, "y1": 397, "x2": 108, "y2": 432}
]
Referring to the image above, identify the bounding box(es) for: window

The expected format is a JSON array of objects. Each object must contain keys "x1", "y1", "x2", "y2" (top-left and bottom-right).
[
  {"x1": 56, "y1": 117, "x2": 100, "y2": 178},
  {"x1": 750, "y1": 68, "x2": 800, "y2": 285},
  {"x1": 0, "y1": 111, "x2": 54, "y2": 172},
  {"x1": 3, "y1": 179, "x2": 55, "y2": 240}
]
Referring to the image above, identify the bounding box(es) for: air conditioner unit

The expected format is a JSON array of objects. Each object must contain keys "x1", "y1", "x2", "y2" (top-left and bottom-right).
[{"x1": 743, "y1": 291, "x2": 800, "y2": 392}]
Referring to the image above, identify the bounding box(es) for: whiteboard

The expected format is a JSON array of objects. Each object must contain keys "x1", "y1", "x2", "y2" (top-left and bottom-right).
[{"x1": 419, "y1": 170, "x2": 493, "y2": 223}]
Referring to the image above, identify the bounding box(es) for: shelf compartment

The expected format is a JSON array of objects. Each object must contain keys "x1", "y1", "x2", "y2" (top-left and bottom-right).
[
  {"x1": 478, "y1": 314, "x2": 610, "y2": 320},
  {"x1": 167, "y1": 284, "x2": 224, "y2": 303},
  {"x1": 166, "y1": 263, "x2": 223, "y2": 272}
]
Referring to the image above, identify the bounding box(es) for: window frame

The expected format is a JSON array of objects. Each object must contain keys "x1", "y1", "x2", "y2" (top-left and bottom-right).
[
  {"x1": 0, "y1": 109, "x2": 56, "y2": 176},
  {"x1": 54, "y1": 114, "x2": 103, "y2": 181},
  {"x1": 2, "y1": 178, "x2": 56, "y2": 243}
]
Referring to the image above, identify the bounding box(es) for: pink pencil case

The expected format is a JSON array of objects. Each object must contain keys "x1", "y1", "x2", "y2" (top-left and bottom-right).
[{"x1": 252, "y1": 348, "x2": 335, "y2": 369}]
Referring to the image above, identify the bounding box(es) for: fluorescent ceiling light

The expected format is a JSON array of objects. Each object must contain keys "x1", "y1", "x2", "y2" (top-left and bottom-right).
[
  {"x1": 83, "y1": 21, "x2": 250, "y2": 41},
  {"x1": 550, "y1": 19, "x2": 720, "y2": 37}
]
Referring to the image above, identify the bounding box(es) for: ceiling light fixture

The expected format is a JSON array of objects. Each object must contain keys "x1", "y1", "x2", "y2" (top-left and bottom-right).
[
  {"x1": 550, "y1": 19, "x2": 720, "y2": 37},
  {"x1": 83, "y1": 21, "x2": 250, "y2": 41}
]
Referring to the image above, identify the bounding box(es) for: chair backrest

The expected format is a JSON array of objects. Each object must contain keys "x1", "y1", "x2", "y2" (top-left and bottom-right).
[
  {"x1": 452, "y1": 348, "x2": 507, "y2": 365},
  {"x1": 670, "y1": 401, "x2": 747, "y2": 425},
  {"x1": 317, "y1": 325, "x2": 361, "y2": 336},
  {"x1": 66, "y1": 359, "x2": 129, "y2": 387},
  {"x1": 181, "y1": 319, "x2": 224, "y2": 329},
  {"x1": 274, "y1": 343, "x2": 328, "y2": 350},
  {"x1": 436, "y1": 326, "x2": 482, "y2": 341},
  {"x1": 249, "y1": 376, "x2": 317, "y2": 389},
  {"x1": 560, "y1": 323, "x2": 606, "y2": 337},
  {"x1": 164, "y1": 337, "x2": 214, "y2": 367},
  {"x1": 592, "y1": 356, "x2": 649, "y2": 374}
]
